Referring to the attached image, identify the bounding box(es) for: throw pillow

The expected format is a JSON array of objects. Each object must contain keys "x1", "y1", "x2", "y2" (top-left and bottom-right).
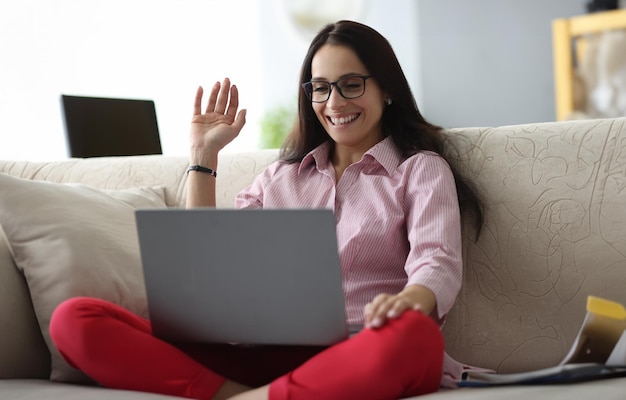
[{"x1": 0, "y1": 173, "x2": 167, "y2": 383}]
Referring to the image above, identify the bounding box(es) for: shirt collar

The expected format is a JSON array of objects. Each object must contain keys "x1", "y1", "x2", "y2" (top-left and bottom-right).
[
  {"x1": 298, "y1": 136, "x2": 403, "y2": 176},
  {"x1": 363, "y1": 136, "x2": 404, "y2": 176}
]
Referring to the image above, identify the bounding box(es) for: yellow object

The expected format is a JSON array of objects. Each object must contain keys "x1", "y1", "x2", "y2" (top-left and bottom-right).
[
  {"x1": 560, "y1": 295, "x2": 626, "y2": 365},
  {"x1": 587, "y1": 295, "x2": 626, "y2": 320},
  {"x1": 552, "y1": 9, "x2": 626, "y2": 121}
]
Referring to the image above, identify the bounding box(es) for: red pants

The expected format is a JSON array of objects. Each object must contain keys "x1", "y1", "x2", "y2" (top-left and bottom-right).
[{"x1": 50, "y1": 297, "x2": 444, "y2": 400}]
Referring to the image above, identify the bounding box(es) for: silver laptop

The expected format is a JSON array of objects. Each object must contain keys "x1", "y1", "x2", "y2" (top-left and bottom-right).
[{"x1": 135, "y1": 208, "x2": 351, "y2": 346}]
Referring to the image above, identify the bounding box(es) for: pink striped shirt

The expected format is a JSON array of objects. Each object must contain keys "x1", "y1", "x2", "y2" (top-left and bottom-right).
[{"x1": 235, "y1": 137, "x2": 463, "y2": 326}]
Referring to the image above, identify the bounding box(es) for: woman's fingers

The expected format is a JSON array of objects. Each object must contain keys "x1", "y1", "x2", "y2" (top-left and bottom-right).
[
  {"x1": 193, "y1": 86, "x2": 204, "y2": 117},
  {"x1": 214, "y1": 78, "x2": 231, "y2": 114},
  {"x1": 225, "y1": 85, "x2": 239, "y2": 120},
  {"x1": 232, "y1": 108, "x2": 247, "y2": 131},
  {"x1": 197, "y1": 78, "x2": 238, "y2": 120},
  {"x1": 205, "y1": 81, "x2": 221, "y2": 114},
  {"x1": 364, "y1": 293, "x2": 391, "y2": 328},
  {"x1": 365, "y1": 294, "x2": 420, "y2": 329}
]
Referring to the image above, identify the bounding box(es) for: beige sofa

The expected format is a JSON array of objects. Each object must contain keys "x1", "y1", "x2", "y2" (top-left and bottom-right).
[{"x1": 1, "y1": 117, "x2": 626, "y2": 399}]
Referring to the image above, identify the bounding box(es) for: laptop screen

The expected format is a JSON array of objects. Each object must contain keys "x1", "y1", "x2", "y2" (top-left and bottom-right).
[{"x1": 61, "y1": 94, "x2": 162, "y2": 158}]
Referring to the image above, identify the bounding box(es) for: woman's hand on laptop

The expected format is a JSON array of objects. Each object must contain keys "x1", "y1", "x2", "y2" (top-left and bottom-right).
[
  {"x1": 364, "y1": 284, "x2": 437, "y2": 329},
  {"x1": 189, "y1": 78, "x2": 247, "y2": 165}
]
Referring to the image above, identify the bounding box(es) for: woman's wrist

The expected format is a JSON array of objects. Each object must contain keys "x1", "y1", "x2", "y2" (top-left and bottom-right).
[{"x1": 189, "y1": 147, "x2": 218, "y2": 168}]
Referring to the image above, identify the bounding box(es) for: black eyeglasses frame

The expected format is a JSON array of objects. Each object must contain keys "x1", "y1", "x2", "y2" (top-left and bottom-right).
[{"x1": 301, "y1": 75, "x2": 372, "y2": 103}]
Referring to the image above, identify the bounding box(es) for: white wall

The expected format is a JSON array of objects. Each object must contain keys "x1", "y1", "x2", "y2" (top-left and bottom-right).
[
  {"x1": 0, "y1": 0, "x2": 262, "y2": 161},
  {"x1": 417, "y1": 0, "x2": 587, "y2": 128}
]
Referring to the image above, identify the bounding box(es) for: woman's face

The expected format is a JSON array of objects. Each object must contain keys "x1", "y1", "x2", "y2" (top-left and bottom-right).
[{"x1": 310, "y1": 44, "x2": 387, "y2": 152}]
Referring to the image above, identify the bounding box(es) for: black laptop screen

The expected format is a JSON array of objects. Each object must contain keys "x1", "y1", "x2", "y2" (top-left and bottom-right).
[{"x1": 61, "y1": 95, "x2": 162, "y2": 158}]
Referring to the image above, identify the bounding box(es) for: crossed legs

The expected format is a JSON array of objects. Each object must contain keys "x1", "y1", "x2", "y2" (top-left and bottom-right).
[{"x1": 50, "y1": 297, "x2": 444, "y2": 400}]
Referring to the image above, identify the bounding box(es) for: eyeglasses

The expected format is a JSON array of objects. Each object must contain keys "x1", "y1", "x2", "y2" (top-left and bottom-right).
[{"x1": 302, "y1": 75, "x2": 372, "y2": 103}]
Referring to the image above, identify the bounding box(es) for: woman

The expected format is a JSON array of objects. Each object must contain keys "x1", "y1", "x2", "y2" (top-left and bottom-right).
[{"x1": 50, "y1": 20, "x2": 482, "y2": 400}]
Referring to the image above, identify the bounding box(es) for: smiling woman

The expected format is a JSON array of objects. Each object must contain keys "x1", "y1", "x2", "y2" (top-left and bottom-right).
[
  {"x1": 0, "y1": 0, "x2": 262, "y2": 161},
  {"x1": 48, "y1": 19, "x2": 482, "y2": 400}
]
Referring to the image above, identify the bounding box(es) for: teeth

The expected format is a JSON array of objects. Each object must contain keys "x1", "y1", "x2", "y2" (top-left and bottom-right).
[{"x1": 330, "y1": 114, "x2": 358, "y2": 125}]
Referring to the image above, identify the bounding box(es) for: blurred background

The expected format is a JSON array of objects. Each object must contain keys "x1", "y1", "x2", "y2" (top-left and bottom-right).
[{"x1": 0, "y1": 0, "x2": 610, "y2": 161}]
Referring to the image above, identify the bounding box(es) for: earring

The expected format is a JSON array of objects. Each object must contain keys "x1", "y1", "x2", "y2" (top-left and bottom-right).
[{"x1": 385, "y1": 98, "x2": 392, "y2": 106}]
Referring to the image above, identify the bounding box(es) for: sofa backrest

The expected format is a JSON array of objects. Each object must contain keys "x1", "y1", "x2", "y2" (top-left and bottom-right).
[{"x1": 441, "y1": 117, "x2": 626, "y2": 373}]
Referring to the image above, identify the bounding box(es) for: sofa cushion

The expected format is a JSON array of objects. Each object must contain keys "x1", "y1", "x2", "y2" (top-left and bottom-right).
[
  {"x1": 0, "y1": 173, "x2": 167, "y2": 383},
  {"x1": 0, "y1": 225, "x2": 50, "y2": 379}
]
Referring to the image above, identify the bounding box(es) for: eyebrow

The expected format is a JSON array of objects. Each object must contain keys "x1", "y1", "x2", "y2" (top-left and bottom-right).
[{"x1": 310, "y1": 72, "x2": 368, "y2": 81}]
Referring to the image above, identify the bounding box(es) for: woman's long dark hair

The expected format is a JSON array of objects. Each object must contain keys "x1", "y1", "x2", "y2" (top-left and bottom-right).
[{"x1": 280, "y1": 20, "x2": 483, "y2": 235}]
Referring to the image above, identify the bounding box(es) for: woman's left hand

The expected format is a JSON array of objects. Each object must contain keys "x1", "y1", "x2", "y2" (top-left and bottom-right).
[{"x1": 364, "y1": 284, "x2": 437, "y2": 329}]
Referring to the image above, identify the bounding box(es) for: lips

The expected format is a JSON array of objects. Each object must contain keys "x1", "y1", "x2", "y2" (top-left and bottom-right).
[{"x1": 328, "y1": 113, "x2": 359, "y2": 126}]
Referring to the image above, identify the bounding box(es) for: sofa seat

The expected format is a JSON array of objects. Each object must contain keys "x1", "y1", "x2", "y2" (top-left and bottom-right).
[{"x1": 0, "y1": 380, "x2": 185, "y2": 399}]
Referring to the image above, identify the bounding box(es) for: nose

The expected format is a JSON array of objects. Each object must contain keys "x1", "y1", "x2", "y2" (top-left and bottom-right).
[{"x1": 326, "y1": 85, "x2": 347, "y2": 108}]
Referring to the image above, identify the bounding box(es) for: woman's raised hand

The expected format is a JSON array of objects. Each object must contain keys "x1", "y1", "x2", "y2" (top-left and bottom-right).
[{"x1": 190, "y1": 78, "x2": 246, "y2": 163}]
